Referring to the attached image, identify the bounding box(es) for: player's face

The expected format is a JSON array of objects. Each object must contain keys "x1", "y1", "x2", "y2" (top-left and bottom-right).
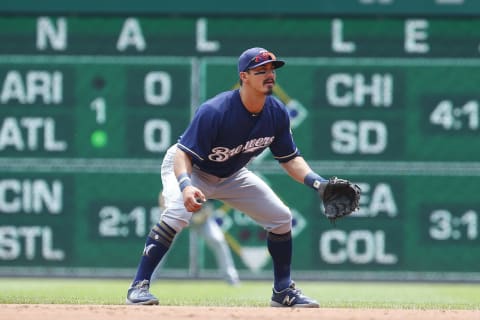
[{"x1": 247, "y1": 63, "x2": 276, "y2": 95}]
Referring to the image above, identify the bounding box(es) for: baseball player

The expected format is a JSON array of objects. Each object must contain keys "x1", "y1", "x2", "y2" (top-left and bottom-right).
[{"x1": 126, "y1": 47, "x2": 328, "y2": 308}]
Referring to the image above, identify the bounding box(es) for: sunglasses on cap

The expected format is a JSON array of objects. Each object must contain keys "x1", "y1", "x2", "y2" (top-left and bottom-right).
[
  {"x1": 243, "y1": 51, "x2": 282, "y2": 71},
  {"x1": 238, "y1": 47, "x2": 285, "y2": 73},
  {"x1": 250, "y1": 51, "x2": 277, "y2": 64}
]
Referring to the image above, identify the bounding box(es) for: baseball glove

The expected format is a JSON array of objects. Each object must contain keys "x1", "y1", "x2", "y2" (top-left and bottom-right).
[{"x1": 318, "y1": 177, "x2": 361, "y2": 223}]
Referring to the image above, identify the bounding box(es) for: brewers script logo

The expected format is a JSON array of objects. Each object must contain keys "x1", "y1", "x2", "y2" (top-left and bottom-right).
[{"x1": 208, "y1": 136, "x2": 275, "y2": 162}]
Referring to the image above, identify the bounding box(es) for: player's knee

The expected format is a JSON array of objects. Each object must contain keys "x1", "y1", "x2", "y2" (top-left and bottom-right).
[
  {"x1": 160, "y1": 206, "x2": 192, "y2": 232},
  {"x1": 269, "y1": 209, "x2": 292, "y2": 234},
  {"x1": 159, "y1": 216, "x2": 189, "y2": 233},
  {"x1": 270, "y1": 222, "x2": 291, "y2": 235}
]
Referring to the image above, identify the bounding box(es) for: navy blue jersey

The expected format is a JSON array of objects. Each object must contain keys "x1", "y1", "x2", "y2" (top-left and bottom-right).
[{"x1": 178, "y1": 89, "x2": 299, "y2": 178}]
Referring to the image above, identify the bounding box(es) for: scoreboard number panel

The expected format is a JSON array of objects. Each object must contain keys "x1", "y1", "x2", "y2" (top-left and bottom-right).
[{"x1": 0, "y1": 58, "x2": 192, "y2": 158}]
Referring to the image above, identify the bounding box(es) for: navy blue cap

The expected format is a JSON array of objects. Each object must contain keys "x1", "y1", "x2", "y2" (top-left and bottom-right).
[{"x1": 237, "y1": 47, "x2": 285, "y2": 73}]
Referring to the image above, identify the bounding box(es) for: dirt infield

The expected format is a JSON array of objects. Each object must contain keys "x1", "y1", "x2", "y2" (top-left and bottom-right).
[{"x1": 1, "y1": 304, "x2": 478, "y2": 320}]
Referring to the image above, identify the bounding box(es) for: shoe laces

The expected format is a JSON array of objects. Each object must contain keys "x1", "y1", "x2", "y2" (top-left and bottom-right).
[
  {"x1": 288, "y1": 283, "x2": 306, "y2": 297},
  {"x1": 133, "y1": 279, "x2": 150, "y2": 291}
]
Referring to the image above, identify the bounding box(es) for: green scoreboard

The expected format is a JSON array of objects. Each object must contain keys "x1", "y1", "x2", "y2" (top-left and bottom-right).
[{"x1": 0, "y1": 13, "x2": 479, "y2": 280}]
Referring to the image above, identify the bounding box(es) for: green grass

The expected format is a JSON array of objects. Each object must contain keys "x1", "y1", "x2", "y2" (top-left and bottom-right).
[{"x1": 1, "y1": 278, "x2": 479, "y2": 309}]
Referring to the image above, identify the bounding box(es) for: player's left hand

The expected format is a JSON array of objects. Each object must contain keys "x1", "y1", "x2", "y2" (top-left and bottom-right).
[{"x1": 318, "y1": 177, "x2": 361, "y2": 223}]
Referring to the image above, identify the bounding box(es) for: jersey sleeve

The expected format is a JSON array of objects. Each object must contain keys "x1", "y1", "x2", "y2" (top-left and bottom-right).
[
  {"x1": 269, "y1": 101, "x2": 300, "y2": 163},
  {"x1": 177, "y1": 105, "x2": 219, "y2": 161}
]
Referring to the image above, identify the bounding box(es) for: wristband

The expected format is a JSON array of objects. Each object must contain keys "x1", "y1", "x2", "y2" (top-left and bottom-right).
[
  {"x1": 177, "y1": 173, "x2": 192, "y2": 192},
  {"x1": 304, "y1": 172, "x2": 327, "y2": 190}
]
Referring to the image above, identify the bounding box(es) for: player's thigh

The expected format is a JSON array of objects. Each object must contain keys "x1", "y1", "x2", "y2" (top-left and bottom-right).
[{"x1": 220, "y1": 170, "x2": 292, "y2": 233}]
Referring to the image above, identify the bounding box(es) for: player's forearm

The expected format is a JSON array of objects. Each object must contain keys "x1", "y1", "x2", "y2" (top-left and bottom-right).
[
  {"x1": 174, "y1": 147, "x2": 193, "y2": 178},
  {"x1": 281, "y1": 156, "x2": 328, "y2": 191},
  {"x1": 174, "y1": 147, "x2": 206, "y2": 210},
  {"x1": 280, "y1": 156, "x2": 313, "y2": 184}
]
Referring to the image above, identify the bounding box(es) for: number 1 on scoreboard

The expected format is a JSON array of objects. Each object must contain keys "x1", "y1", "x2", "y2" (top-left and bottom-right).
[{"x1": 90, "y1": 97, "x2": 107, "y2": 124}]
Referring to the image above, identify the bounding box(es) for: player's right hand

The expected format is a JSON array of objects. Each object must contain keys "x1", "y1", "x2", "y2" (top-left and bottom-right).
[{"x1": 182, "y1": 186, "x2": 206, "y2": 212}]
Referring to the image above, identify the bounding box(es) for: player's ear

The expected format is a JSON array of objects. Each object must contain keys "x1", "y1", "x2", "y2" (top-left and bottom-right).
[{"x1": 239, "y1": 71, "x2": 248, "y2": 82}]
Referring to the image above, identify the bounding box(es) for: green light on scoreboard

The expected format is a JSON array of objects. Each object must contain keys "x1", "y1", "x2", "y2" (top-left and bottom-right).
[{"x1": 91, "y1": 130, "x2": 108, "y2": 148}]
